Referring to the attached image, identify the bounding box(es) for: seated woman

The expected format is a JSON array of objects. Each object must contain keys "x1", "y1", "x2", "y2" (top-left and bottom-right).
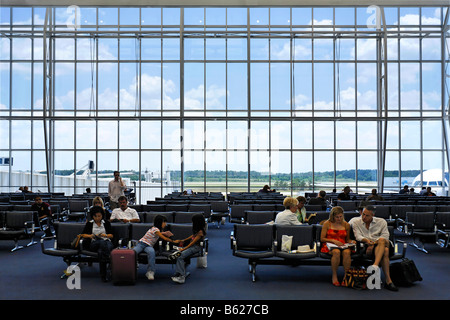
[
  {"x1": 274, "y1": 197, "x2": 301, "y2": 225},
  {"x1": 91, "y1": 196, "x2": 111, "y2": 221},
  {"x1": 171, "y1": 214, "x2": 207, "y2": 284},
  {"x1": 81, "y1": 206, "x2": 114, "y2": 282},
  {"x1": 296, "y1": 196, "x2": 316, "y2": 224},
  {"x1": 320, "y1": 206, "x2": 355, "y2": 286}
]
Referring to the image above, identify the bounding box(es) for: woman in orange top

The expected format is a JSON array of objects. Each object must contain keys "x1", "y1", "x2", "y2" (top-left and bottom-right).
[{"x1": 320, "y1": 206, "x2": 355, "y2": 286}]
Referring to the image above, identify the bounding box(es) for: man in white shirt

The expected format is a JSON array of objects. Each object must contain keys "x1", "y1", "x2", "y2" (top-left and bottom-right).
[
  {"x1": 110, "y1": 196, "x2": 140, "y2": 223},
  {"x1": 351, "y1": 206, "x2": 398, "y2": 291},
  {"x1": 108, "y1": 171, "x2": 127, "y2": 210}
]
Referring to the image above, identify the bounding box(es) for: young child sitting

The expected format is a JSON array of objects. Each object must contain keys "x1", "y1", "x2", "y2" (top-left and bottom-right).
[
  {"x1": 133, "y1": 215, "x2": 177, "y2": 280},
  {"x1": 171, "y1": 214, "x2": 207, "y2": 284}
]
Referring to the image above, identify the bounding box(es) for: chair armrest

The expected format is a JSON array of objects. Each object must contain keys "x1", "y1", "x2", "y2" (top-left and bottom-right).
[
  {"x1": 315, "y1": 241, "x2": 321, "y2": 255},
  {"x1": 79, "y1": 238, "x2": 86, "y2": 251},
  {"x1": 354, "y1": 241, "x2": 365, "y2": 254},
  {"x1": 24, "y1": 220, "x2": 35, "y2": 235},
  {"x1": 230, "y1": 232, "x2": 238, "y2": 253},
  {"x1": 404, "y1": 222, "x2": 414, "y2": 235},
  {"x1": 201, "y1": 238, "x2": 208, "y2": 255},
  {"x1": 394, "y1": 239, "x2": 408, "y2": 258},
  {"x1": 230, "y1": 231, "x2": 235, "y2": 250},
  {"x1": 117, "y1": 238, "x2": 129, "y2": 248},
  {"x1": 128, "y1": 239, "x2": 138, "y2": 249},
  {"x1": 40, "y1": 238, "x2": 46, "y2": 252},
  {"x1": 58, "y1": 209, "x2": 69, "y2": 222}
]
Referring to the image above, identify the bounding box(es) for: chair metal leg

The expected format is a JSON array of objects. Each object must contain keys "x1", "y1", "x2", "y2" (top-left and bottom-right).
[
  {"x1": 409, "y1": 238, "x2": 429, "y2": 254},
  {"x1": 26, "y1": 237, "x2": 37, "y2": 247},
  {"x1": 436, "y1": 232, "x2": 449, "y2": 249},
  {"x1": 11, "y1": 240, "x2": 24, "y2": 252},
  {"x1": 249, "y1": 262, "x2": 257, "y2": 282}
]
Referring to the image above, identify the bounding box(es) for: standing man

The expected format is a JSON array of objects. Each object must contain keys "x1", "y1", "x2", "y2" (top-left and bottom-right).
[
  {"x1": 351, "y1": 206, "x2": 398, "y2": 291},
  {"x1": 108, "y1": 171, "x2": 126, "y2": 210}
]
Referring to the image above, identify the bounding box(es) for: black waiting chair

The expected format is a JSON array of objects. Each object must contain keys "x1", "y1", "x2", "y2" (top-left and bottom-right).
[
  {"x1": 435, "y1": 212, "x2": 450, "y2": 249},
  {"x1": 230, "y1": 204, "x2": 253, "y2": 224},
  {"x1": 391, "y1": 205, "x2": 414, "y2": 232},
  {"x1": 210, "y1": 201, "x2": 229, "y2": 228},
  {"x1": 143, "y1": 204, "x2": 166, "y2": 212},
  {"x1": 306, "y1": 211, "x2": 329, "y2": 225},
  {"x1": 166, "y1": 204, "x2": 189, "y2": 213},
  {"x1": 245, "y1": 211, "x2": 276, "y2": 225},
  {"x1": 174, "y1": 211, "x2": 203, "y2": 224},
  {"x1": 274, "y1": 225, "x2": 317, "y2": 260},
  {"x1": 40, "y1": 222, "x2": 85, "y2": 278},
  {"x1": 405, "y1": 212, "x2": 436, "y2": 253},
  {"x1": 165, "y1": 223, "x2": 208, "y2": 262},
  {"x1": 231, "y1": 224, "x2": 275, "y2": 282},
  {"x1": 67, "y1": 200, "x2": 89, "y2": 221},
  {"x1": 188, "y1": 204, "x2": 212, "y2": 220},
  {"x1": 144, "y1": 211, "x2": 174, "y2": 223},
  {"x1": 373, "y1": 206, "x2": 396, "y2": 226},
  {"x1": 0, "y1": 211, "x2": 37, "y2": 252}
]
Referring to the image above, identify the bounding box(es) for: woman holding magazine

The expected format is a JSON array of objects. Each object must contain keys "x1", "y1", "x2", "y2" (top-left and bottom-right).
[{"x1": 320, "y1": 206, "x2": 356, "y2": 286}]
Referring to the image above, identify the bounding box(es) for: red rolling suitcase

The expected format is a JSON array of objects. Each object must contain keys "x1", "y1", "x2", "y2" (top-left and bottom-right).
[{"x1": 110, "y1": 248, "x2": 137, "y2": 285}]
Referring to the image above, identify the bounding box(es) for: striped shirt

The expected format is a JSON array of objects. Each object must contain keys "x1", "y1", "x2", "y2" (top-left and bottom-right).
[{"x1": 139, "y1": 226, "x2": 160, "y2": 247}]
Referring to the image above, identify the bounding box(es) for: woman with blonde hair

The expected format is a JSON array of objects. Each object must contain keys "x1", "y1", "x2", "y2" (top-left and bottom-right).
[
  {"x1": 320, "y1": 206, "x2": 355, "y2": 286},
  {"x1": 92, "y1": 196, "x2": 104, "y2": 208},
  {"x1": 90, "y1": 196, "x2": 110, "y2": 220},
  {"x1": 274, "y1": 197, "x2": 302, "y2": 225}
]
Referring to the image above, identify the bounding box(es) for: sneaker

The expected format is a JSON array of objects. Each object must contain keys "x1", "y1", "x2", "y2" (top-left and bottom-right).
[
  {"x1": 171, "y1": 275, "x2": 185, "y2": 284},
  {"x1": 145, "y1": 271, "x2": 155, "y2": 280}
]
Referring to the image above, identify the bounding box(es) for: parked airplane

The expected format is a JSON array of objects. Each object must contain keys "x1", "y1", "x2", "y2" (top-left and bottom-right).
[{"x1": 411, "y1": 168, "x2": 449, "y2": 196}]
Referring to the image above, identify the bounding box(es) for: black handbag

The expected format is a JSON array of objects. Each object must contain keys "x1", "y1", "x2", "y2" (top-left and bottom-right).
[{"x1": 390, "y1": 258, "x2": 422, "y2": 287}]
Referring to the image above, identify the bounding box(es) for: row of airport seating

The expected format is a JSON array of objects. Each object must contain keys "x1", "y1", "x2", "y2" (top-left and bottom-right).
[
  {"x1": 230, "y1": 223, "x2": 406, "y2": 282},
  {"x1": 334, "y1": 199, "x2": 450, "y2": 211},
  {"x1": 0, "y1": 211, "x2": 37, "y2": 252},
  {"x1": 400, "y1": 211, "x2": 450, "y2": 253},
  {"x1": 40, "y1": 221, "x2": 208, "y2": 280},
  {"x1": 0, "y1": 192, "x2": 67, "y2": 203},
  {"x1": 229, "y1": 207, "x2": 450, "y2": 253},
  {"x1": 0, "y1": 199, "x2": 92, "y2": 222},
  {"x1": 158, "y1": 191, "x2": 225, "y2": 201}
]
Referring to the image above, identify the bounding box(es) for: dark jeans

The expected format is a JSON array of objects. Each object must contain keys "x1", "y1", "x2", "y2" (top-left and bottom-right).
[{"x1": 90, "y1": 239, "x2": 114, "y2": 276}]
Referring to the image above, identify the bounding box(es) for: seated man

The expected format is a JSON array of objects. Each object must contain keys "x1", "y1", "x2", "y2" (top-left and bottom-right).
[
  {"x1": 424, "y1": 187, "x2": 436, "y2": 196},
  {"x1": 307, "y1": 190, "x2": 328, "y2": 210},
  {"x1": 366, "y1": 189, "x2": 384, "y2": 201},
  {"x1": 351, "y1": 206, "x2": 398, "y2": 291},
  {"x1": 31, "y1": 196, "x2": 53, "y2": 238},
  {"x1": 337, "y1": 186, "x2": 352, "y2": 201},
  {"x1": 399, "y1": 185, "x2": 409, "y2": 194},
  {"x1": 110, "y1": 195, "x2": 140, "y2": 223}
]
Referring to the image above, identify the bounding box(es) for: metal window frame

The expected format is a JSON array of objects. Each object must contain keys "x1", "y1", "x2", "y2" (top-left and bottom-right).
[{"x1": 0, "y1": 6, "x2": 449, "y2": 198}]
